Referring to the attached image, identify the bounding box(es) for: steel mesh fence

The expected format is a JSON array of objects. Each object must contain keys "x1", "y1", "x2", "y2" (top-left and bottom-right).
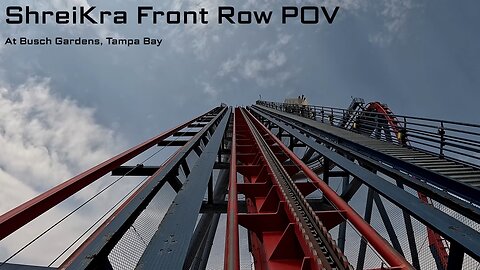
[
  {"x1": 431, "y1": 199, "x2": 480, "y2": 269},
  {"x1": 108, "y1": 184, "x2": 176, "y2": 269}
]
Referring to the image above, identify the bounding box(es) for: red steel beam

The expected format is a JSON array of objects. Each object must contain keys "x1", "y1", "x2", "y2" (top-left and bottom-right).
[
  {"x1": 368, "y1": 103, "x2": 448, "y2": 269},
  {"x1": 365, "y1": 102, "x2": 401, "y2": 134},
  {"x1": 245, "y1": 109, "x2": 413, "y2": 270},
  {"x1": 0, "y1": 109, "x2": 213, "y2": 241},
  {"x1": 225, "y1": 108, "x2": 240, "y2": 270},
  {"x1": 234, "y1": 110, "x2": 269, "y2": 269},
  {"x1": 235, "y1": 108, "x2": 346, "y2": 270},
  {"x1": 419, "y1": 194, "x2": 448, "y2": 269}
]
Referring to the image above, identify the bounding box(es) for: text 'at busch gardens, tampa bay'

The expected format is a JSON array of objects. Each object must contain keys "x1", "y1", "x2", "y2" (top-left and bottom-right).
[{"x1": 4, "y1": 5, "x2": 340, "y2": 25}]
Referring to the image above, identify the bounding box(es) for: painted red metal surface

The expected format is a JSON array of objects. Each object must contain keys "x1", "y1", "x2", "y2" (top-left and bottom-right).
[
  {"x1": 233, "y1": 109, "x2": 351, "y2": 270},
  {"x1": 418, "y1": 193, "x2": 448, "y2": 269},
  {"x1": 225, "y1": 108, "x2": 240, "y2": 270},
  {"x1": 245, "y1": 109, "x2": 413, "y2": 270},
  {"x1": 0, "y1": 110, "x2": 211, "y2": 241},
  {"x1": 365, "y1": 102, "x2": 401, "y2": 134}
]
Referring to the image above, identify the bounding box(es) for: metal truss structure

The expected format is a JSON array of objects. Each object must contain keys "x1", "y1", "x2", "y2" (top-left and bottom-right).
[{"x1": 0, "y1": 99, "x2": 479, "y2": 270}]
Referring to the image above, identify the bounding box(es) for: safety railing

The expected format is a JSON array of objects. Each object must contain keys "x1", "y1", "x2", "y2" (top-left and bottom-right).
[{"x1": 256, "y1": 100, "x2": 480, "y2": 168}]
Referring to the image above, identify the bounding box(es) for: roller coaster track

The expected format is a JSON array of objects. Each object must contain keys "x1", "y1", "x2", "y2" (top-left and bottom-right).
[
  {"x1": 284, "y1": 100, "x2": 455, "y2": 269},
  {"x1": 254, "y1": 100, "x2": 480, "y2": 269},
  {"x1": 227, "y1": 108, "x2": 411, "y2": 270},
  {"x1": 0, "y1": 100, "x2": 479, "y2": 270}
]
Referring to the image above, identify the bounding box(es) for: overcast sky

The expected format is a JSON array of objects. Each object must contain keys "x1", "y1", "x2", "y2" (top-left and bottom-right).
[{"x1": 0, "y1": 0, "x2": 479, "y2": 268}]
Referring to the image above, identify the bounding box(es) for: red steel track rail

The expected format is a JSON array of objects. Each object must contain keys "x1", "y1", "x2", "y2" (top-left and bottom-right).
[
  {"x1": 230, "y1": 108, "x2": 350, "y2": 270},
  {"x1": 243, "y1": 108, "x2": 413, "y2": 270},
  {"x1": 365, "y1": 102, "x2": 401, "y2": 135},
  {"x1": 225, "y1": 109, "x2": 240, "y2": 270},
  {"x1": 366, "y1": 103, "x2": 449, "y2": 269},
  {"x1": 0, "y1": 109, "x2": 213, "y2": 241}
]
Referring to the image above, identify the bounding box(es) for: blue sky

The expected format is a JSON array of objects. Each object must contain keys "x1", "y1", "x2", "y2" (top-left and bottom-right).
[
  {"x1": 0, "y1": 0, "x2": 478, "y2": 143},
  {"x1": 0, "y1": 0, "x2": 479, "y2": 267}
]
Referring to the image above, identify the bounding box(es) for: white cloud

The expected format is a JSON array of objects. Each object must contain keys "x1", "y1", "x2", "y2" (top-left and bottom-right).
[
  {"x1": 218, "y1": 33, "x2": 293, "y2": 87},
  {"x1": 240, "y1": 50, "x2": 291, "y2": 87},
  {"x1": 277, "y1": 33, "x2": 292, "y2": 45},
  {"x1": 382, "y1": 0, "x2": 414, "y2": 32},
  {"x1": 368, "y1": 0, "x2": 417, "y2": 46},
  {"x1": 0, "y1": 78, "x2": 128, "y2": 265},
  {"x1": 0, "y1": 170, "x2": 37, "y2": 214},
  {"x1": 155, "y1": 0, "x2": 233, "y2": 58},
  {"x1": 218, "y1": 54, "x2": 242, "y2": 77},
  {"x1": 0, "y1": 79, "x2": 124, "y2": 193},
  {"x1": 202, "y1": 82, "x2": 219, "y2": 98},
  {"x1": 267, "y1": 50, "x2": 286, "y2": 67}
]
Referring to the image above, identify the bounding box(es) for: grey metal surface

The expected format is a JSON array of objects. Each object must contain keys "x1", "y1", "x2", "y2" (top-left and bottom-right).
[
  {"x1": 258, "y1": 105, "x2": 480, "y2": 190},
  {"x1": 0, "y1": 264, "x2": 54, "y2": 270},
  {"x1": 184, "y1": 151, "x2": 231, "y2": 269},
  {"x1": 63, "y1": 107, "x2": 229, "y2": 269},
  {"x1": 135, "y1": 107, "x2": 231, "y2": 270}
]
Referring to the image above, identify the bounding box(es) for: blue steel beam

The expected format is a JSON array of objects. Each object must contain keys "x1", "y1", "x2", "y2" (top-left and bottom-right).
[
  {"x1": 396, "y1": 182, "x2": 421, "y2": 270},
  {"x1": 135, "y1": 107, "x2": 231, "y2": 269},
  {"x1": 184, "y1": 161, "x2": 231, "y2": 269},
  {"x1": 373, "y1": 192, "x2": 405, "y2": 256},
  {"x1": 61, "y1": 107, "x2": 229, "y2": 269},
  {"x1": 250, "y1": 106, "x2": 480, "y2": 261},
  {"x1": 253, "y1": 105, "x2": 480, "y2": 223},
  {"x1": 337, "y1": 176, "x2": 349, "y2": 253},
  {"x1": 254, "y1": 105, "x2": 480, "y2": 218},
  {"x1": 357, "y1": 188, "x2": 374, "y2": 270}
]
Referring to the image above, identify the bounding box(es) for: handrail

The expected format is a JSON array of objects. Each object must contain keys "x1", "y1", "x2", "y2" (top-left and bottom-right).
[{"x1": 257, "y1": 100, "x2": 480, "y2": 168}]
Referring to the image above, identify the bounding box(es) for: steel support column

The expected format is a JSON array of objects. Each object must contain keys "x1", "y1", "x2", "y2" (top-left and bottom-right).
[
  {"x1": 372, "y1": 193, "x2": 404, "y2": 256},
  {"x1": 184, "y1": 162, "x2": 230, "y2": 269},
  {"x1": 61, "y1": 107, "x2": 229, "y2": 269},
  {"x1": 356, "y1": 188, "x2": 374, "y2": 270},
  {"x1": 337, "y1": 176, "x2": 349, "y2": 252},
  {"x1": 398, "y1": 181, "x2": 421, "y2": 270},
  {"x1": 134, "y1": 107, "x2": 231, "y2": 269}
]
